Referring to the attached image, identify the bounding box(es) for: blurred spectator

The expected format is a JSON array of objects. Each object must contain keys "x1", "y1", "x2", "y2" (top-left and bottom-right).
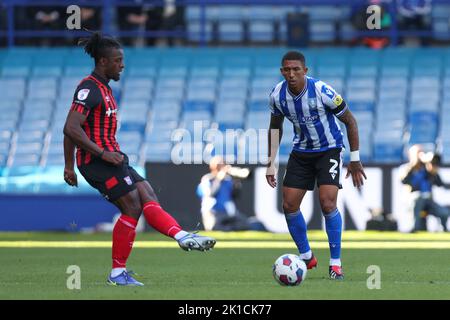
[
  {"x1": 0, "y1": 5, "x2": 6, "y2": 46},
  {"x1": 196, "y1": 156, "x2": 254, "y2": 231},
  {"x1": 80, "y1": 6, "x2": 101, "y2": 31},
  {"x1": 350, "y1": 0, "x2": 392, "y2": 49},
  {"x1": 117, "y1": 0, "x2": 163, "y2": 46},
  {"x1": 157, "y1": 0, "x2": 186, "y2": 46},
  {"x1": 401, "y1": 145, "x2": 450, "y2": 232},
  {"x1": 71, "y1": 7, "x2": 102, "y2": 45},
  {"x1": 26, "y1": 6, "x2": 66, "y2": 45},
  {"x1": 397, "y1": 0, "x2": 432, "y2": 45}
]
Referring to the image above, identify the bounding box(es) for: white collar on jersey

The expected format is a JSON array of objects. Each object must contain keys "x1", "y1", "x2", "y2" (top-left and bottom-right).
[{"x1": 287, "y1": 76, "x2": 308, "y2": 101}]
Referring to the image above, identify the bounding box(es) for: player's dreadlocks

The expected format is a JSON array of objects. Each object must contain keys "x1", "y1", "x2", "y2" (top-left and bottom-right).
[{"x1": 78, "y1": 30, "x2": 122, "y2": 65}]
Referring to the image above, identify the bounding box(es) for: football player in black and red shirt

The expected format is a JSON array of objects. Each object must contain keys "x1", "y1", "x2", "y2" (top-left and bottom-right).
[{"x1": 63, "y1": 32, "x2": 216, "y2": 286}]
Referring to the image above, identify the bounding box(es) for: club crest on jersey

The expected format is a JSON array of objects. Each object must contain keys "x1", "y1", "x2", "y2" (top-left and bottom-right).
[
  {"x1": 281, "y1": 100, "x2": 287, "y2": 107},
  {"x1": 124, "y1": 176, "x2": 132, "y2": 185},
  {"x1": 308, "y1": 98, "x2": 317, "y2": 109},
  {"x1": 77, "y1": 89, "x2": 90, "y2": 101}
]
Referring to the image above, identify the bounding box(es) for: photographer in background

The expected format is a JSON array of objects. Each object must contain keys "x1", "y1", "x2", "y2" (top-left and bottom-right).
[
  {"x1": 401, "y1": 145, "x2": 450, "y2": 232},
  {"x1": 196, "y1": 156, "x2": 253, "y2": 231}
]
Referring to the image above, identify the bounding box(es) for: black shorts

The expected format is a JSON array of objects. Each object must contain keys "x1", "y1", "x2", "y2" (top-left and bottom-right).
[
  {"x1": 283, "y1": 148, "x2": 343, "y2": 191},
  {"x1": 78, "y1": 152, "x2": 145, "y2": 202}
]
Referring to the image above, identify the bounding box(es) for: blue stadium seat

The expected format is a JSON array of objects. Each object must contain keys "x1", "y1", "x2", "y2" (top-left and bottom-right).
[
  {"x1": 373, "y1": 141, "x2": 404, "y2": 163},
  {"x1": 186, "y1": 90, "x2": 216, "y2": 102},
  {"x1": 186, "y1": 78, "x2": 216, "y2": 90},
  {"x1": 32, "y1": 66, "x2": 62, "y2": 77},
  {"x1": 346, "y1": 88, "x2": 376, "y2": 102},
  {"x1": 121, "y1": 88, "x2": 152, "y2": 101},
  {"x1": 248, "y1": 101, "x2": 268, "y2": 112},
  {"x1": 144, "y1": 128, "x2": 174, "y2": 143},
  {"x1": 218, "y1": 88, "x2": 247, "y2": 100},
  {"x1": 310, "y1": 22, "x2": 335, "y2": 42},
  {"x1": 190, "y1": 67, "x2": 219, "y2": 78},
  {"x1": 14, "y1": 142, "x2": 43, "y2": 155},
  {"x1": 346, "y1": 77, "x2": 376, "y2": 90},
  {"x1": 349, "y1": 66, "x2": 378, "y2": 77},
  {"x1": 216, "y1": 6, "x2": 247, "y2": 20},
  {"x1": 45, "y1": 154, "x2": 65, "y2": 166},
  {"x1": 126, "y1": 66, "x2": 157, "y2": 78},
  {"x1": 10, "y1": 154, "x2": 40, "y2": 167},
  {"x1": 1, "y1": 66, "x2": 30, "y2": 77},
  {"x1": 249, "y1": 22, "x2": 274, "y2": 42},
  {"x1": 0, "y1": 78, "x2": 26, "y2": 100},
  {"x1": 187, "y1": 22, "x2": 214, "y2": 43},
  {"x1": 153, "y1": 87, "x2": 184, "y2": 102},
  {"x1": 18, "y1": 117, "x2": 50, "y2": 131},
  {"x1": 64, "y1": 66, "x2": 92, "y2": 76},
  {"x1": 348, "y1": 101, "x2": 375, "y2": 112},
  {"x1": 0, "y1": 46, "x2": 449, "y2": 166},
  {"x1": 144, "y1": 142, "x2": 173, "y2": 162},
  {"x1": 183, "y1": 101, "x2": 214, "y2": 113},
  {"x1": 317, "y1": 65, "x2": 346, "y2": 78}
]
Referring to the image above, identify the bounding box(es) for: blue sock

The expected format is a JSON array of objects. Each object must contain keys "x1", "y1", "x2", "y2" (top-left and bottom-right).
[
  {"x1": 324, "y1": 208, "x2": 342, "y2": 260},
  {"x1": 285, "y1": 210, "x2": 311, "y2": 255}
]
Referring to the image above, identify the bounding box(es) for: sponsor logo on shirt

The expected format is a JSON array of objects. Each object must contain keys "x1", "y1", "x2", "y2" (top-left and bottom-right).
[
  {"x1": 301, "y1": 114, "x2": 319, "y2": 124},
  {"x1": 106, "y1": 108, "x2": 117, "y2": 117}
]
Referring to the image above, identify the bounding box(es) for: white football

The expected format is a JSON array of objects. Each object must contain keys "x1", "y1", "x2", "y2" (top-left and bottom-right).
[{"x1": 272, "y1": 254, "x2": 307, "y2": 286}]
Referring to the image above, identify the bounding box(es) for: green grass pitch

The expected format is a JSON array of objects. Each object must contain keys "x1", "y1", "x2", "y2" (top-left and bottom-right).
[{"x1": 0, "y1": 231, "x2": 449, "y2": 300}]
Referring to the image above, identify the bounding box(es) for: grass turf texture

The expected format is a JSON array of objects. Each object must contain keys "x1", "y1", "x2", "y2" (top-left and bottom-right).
[{"x1": 0, "y1": 231, "x2": 449, "y2": 300}]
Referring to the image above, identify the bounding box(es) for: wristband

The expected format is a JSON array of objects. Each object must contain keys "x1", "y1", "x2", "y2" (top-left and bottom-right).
[
  {"x1": 98, "y1": 149, "x2": 105, "y2": 158},
  {"x1": 350, "y1": 150, "x2": 360, "y2": 162}
]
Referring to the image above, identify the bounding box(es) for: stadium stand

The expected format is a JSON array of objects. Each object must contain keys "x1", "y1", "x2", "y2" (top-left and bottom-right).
[{"x1": 0, "y1": 46, "x2": 449, "y2": 172}]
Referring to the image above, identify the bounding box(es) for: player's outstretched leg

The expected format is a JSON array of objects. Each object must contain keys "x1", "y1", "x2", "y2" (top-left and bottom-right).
[
  {"x1": 176, "y1": 232, "x2": 216, "y2": 252},
  {"x1": 142, "y1": 201, "x2": 216, "y2": 251},
  {"x1": 284, "y1": 210, "x2": 317, "y2": 269},
  {"x1": 107, "y1": 214, "x2": 144, "y2": 286},
  {"x1": 324, "y1": 208, "x2": 344, "y2": 280}
]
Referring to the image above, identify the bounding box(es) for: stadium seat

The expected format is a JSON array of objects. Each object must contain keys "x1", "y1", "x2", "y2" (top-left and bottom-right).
[
  {"x1": 249, "y1": 22, "x2": 274, "y2": 42},
  {"x1": 1, "y1": 46, "x2": 449, "y2": 168},
  {"x1": 373, "y1": 141, "x2": 404, "y2": 163},
  {"x1": 10, "y1": 153, "x2": 41, "y2": 167}
]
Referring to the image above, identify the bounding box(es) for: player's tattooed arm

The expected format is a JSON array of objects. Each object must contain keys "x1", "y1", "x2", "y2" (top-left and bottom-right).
[
  {"x1": 337, "y1": 110, "x2": 367, "y2": 188},
  {"x1": 337, "y1": 110, "x2": 359, "y2": 152},
  {"x1": 266, "y1": 114, "x2": 284, "y2": 188}
]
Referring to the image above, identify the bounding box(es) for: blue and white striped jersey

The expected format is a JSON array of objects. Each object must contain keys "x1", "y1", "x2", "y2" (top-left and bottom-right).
[{"x1": 269, "y1": 76, "x2": 348, "y2": 152}]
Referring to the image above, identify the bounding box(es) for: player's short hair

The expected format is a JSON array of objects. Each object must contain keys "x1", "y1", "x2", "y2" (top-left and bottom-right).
[
  {"x1": 78, "y1": 31, "x2": 122, "y2": 65},
  {"x1": 281, "y1": 51, "x2": 306, "y2": 66}
]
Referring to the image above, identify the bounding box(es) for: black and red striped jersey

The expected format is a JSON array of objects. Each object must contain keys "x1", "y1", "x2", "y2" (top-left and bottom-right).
[{"x1": 70, "y1": 72, "x2": 120, "y2": 166}]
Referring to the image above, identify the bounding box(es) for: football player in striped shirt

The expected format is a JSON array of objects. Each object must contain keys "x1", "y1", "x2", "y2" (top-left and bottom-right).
[
  {"x1": 63, "y1": 32, "x2": 215, "y2": 286},
  {"x1": 266, "y1": 51, "x2": 367, "y2": 280}
]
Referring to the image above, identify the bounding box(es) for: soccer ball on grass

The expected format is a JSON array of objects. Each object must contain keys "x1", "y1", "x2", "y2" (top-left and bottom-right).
[{"x1": 272, "y1": 254, "x2": 307, "y2": 286}]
